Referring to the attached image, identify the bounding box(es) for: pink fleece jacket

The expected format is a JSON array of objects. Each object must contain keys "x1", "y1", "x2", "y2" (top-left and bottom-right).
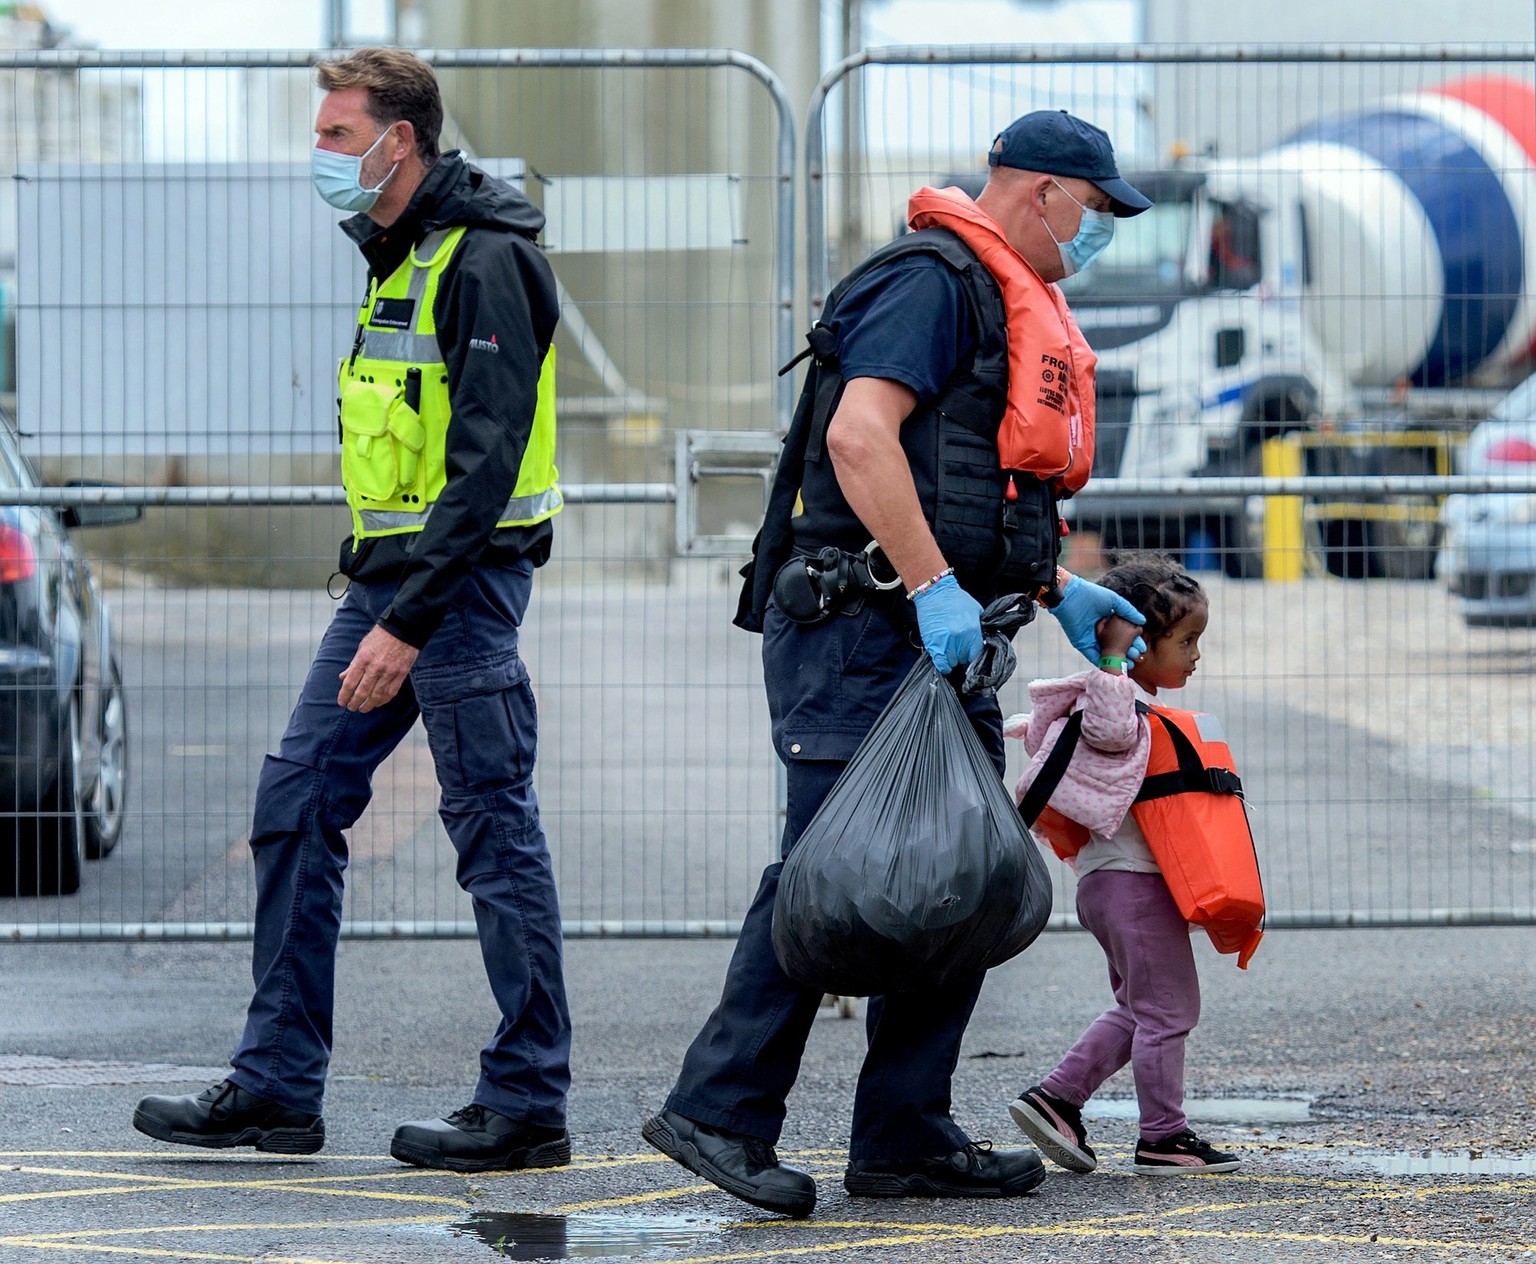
[{"x1": 1002, "y1": 670, "x2": 1151, "y2": 837}]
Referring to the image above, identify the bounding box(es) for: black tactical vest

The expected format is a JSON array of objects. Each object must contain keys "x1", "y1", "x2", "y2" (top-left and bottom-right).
[{"x1": 735, "y1": 228, "x2": 1060, "y2": 633}]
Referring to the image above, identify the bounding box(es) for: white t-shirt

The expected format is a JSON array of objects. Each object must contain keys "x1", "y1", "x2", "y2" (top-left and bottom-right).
[{"x1": 1071, "y1": 803, "x2": 1160, "y2": 877}]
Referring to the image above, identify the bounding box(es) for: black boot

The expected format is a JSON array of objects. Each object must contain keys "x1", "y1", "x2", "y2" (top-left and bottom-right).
[
  {"x1": 391, "y1": 1103, "x2": 571, "y2": 1173},
  {"x1": 642, "y1": 1108, "x2": 816, "y2": 1218},
  {"x1": 845, "y1": 1141, "x2": 1045, "y2": 1198},
  {"x1": 133, "y1": 1080, "x2": 324, "y2": 1154}
]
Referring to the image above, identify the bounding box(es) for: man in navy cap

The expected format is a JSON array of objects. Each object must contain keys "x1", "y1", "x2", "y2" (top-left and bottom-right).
[
  {"x1": 986, "y1": 109, "x2": 1151, "y2": 275},
  {"x1": 643, "y1": 111, "x2": 1150, "y2": 1219}
]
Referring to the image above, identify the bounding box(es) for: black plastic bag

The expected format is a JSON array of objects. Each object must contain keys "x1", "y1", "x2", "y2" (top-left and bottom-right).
[
  {"x1": 962, "y1": 592, "x2": 1038, "y2": 697},
  {"x1": 771, "y1": 649, "x2": 1053, "y2": 998}
]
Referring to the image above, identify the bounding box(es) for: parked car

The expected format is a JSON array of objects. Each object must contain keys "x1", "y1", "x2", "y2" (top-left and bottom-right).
[
  {"x1": 0, "y1": 414, "x2": 138, "y2": 896},
  {"x1": 1437, "y1": 376, "x2": 1536, "y2": 626}
]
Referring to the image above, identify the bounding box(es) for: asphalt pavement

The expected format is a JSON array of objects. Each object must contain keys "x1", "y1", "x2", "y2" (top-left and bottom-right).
[{"x1": 1, "y1": 921, "x2": 1534, "y2": 1262}]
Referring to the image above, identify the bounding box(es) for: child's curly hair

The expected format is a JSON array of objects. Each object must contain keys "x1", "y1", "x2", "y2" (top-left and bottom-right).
[{"x1": 1097, "y1": 554, "x2": 1207, "y2": 644}]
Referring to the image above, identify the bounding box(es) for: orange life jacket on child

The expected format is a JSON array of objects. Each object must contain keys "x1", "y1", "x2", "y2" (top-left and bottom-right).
[
  {"x1": 906, "y1": 186, "x2": 1097, "y2": 494},
  {"x1": 1022, "y1": 704, "x2": 1265, "y2": 969}
]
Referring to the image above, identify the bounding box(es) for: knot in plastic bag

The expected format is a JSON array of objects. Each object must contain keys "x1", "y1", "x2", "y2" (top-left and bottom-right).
[{"x1": 961, "y1": 592, "x2": 1037, "y2": 697}]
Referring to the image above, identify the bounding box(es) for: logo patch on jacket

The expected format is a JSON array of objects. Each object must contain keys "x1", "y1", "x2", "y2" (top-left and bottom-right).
[
  {"x1": 469, "y1": 334, "x2": 500, "y2": 353},
  {"x1": 370, "y1": 297, "x2": 415, "y2": 329}
]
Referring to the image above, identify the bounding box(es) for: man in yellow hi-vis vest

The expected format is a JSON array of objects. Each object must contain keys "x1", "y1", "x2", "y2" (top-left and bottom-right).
[{"x1": 133, "y1": 47, "x2": 570, "y2": 1175}]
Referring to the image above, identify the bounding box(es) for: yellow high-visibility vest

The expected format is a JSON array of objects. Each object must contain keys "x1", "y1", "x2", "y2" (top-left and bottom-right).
[{"x1": 337, "y1": 225, "x2": 559, "y2": 543}]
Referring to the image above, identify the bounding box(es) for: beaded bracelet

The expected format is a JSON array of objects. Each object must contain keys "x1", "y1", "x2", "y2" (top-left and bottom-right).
[{"x1": 907, "y1": 567, "x2": 954, "y2": 601}]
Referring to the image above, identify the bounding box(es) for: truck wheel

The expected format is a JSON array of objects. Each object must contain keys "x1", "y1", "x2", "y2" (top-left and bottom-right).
[
  {"x1": 1320, "y1": 518, "x2": 1374, "y2": 579},
  {"x1": 1217, "y1": 445, "x2": 1266, "y2": 579},
  {"x1": 1369, "y1": 448, "x2": 1441, "y2": 581}
]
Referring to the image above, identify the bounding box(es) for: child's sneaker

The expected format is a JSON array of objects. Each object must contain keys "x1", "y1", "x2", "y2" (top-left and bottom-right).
[
  {"x1": 1132, "y1": 1129, "x2": 1240, "y2": 1174},
  {"x1": 1008, "y1": 1085, "x2": 1097, "y2": 1173}
]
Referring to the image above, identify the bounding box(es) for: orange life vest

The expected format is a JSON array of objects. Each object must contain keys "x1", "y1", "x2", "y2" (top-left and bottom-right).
[
  {"x1": 1132, "y1": 707, "x2": 1265, "y2": 969},
  {"x1": 907, "y1": 186, "x2": 1097, "y2": 494},
  {"x1": 1022, "y1": 704, "x2": 1265, "y2": 969}
]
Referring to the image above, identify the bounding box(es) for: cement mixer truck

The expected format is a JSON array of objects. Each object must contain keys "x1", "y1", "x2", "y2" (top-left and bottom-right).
[{"x1": 1059, "y1": 74, "x2": 1536, "y2": 578}]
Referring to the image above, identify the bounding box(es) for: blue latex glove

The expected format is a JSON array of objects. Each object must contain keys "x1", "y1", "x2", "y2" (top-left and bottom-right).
[
  {"x1": 1049, "y1": 574, "x2": 1147, "y2": 664},
  {"x1": 912, "y1": 573, "x2": 984, "y2": 675}
]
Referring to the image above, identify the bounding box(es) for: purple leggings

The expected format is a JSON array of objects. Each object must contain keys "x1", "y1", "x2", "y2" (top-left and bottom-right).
[{"x1": 1041, "y1": 869, "x2": 1200, "y2": 1142}]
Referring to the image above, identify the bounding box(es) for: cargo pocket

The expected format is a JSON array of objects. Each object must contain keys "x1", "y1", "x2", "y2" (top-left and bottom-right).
[
  {"x1": 339, "y1": 378, "x2": 401, "y2": 501},
  {"x1": 764, "y1": 600, "x2": 914, "y2": 765},
  {"x1": 417, "y1": 679, "x2": 536, "y2": 798}
]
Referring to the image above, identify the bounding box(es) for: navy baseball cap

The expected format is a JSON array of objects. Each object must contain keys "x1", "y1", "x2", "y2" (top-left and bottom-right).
[{"x1": 989, "y1": 109, "x2": 1151, "y2": 217}]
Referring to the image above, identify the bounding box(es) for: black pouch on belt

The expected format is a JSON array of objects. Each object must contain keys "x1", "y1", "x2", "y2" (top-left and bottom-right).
[
  {"x1": 773, "y1": 547, "x2": 867, "y2": 624},
  {"x1": 774, "y1": 544, "x2": 906, "y2": 625}
]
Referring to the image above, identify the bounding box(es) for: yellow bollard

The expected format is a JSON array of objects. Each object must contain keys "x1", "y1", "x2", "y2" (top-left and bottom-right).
[{"x1": 1261, "y1": 434, "x2": 1306, "y2": 582}]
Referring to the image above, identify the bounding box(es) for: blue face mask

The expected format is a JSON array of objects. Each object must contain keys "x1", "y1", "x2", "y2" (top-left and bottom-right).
[
  {"x1": 311, "y1": 123, "x2": 400, "y2": 213},
  {"x1": 1046, "y1": 179, "x2": 1116, "y2": 277}
]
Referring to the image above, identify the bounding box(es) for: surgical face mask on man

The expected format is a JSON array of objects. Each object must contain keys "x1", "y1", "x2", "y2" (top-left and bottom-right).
[
  {"x1": 311, "y1": 122, "x2": 401, "y2": 213},
  {"x1": 1044, "y1": 178, "x2": 1116, "y2": 277}
]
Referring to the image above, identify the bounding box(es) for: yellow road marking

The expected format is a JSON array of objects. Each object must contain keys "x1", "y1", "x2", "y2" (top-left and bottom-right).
[
  {"x1": 3, "y1": 1165, "x2": 470, "y2": 1208},
  {"x1": 1, "y1": 1140, "x2": 1523, "y2": 1159},
  {"x1": 6, "y1": 1214, "x2": 458, "y2": 1242},
  {"x1": 4, "y1": 1147, "x2": 1535, "y2": 1262},
  {"x1": 1, "y1": 1214, "x2": 455, "y2": 1262},
  {"x1": 4, "y1": 1247, "x2": 373, "y2": 1262},
  {"x1": 0, "y1": 1148, "x2": 696, "y2": 1171},
  {"x1": 3, "y1": 1187, "x2": 220, "y2": 1205},
  {"x1": 586, "y1": 1221, "x2": 1536, "y2": 1264},
  {"x1": 549, "y1": 1183, "x2": 719, "y2": 1213},
  {"x1": 0, "y1": 1151, "x2": 405, "y2": 1162},
  {"x1": 8, "y1": 1163, "x2": 467, "y2": 1190}
]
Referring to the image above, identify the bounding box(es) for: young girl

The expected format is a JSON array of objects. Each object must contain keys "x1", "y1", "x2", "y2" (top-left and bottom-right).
[{"x1": 1002, "y1": 556, "x2": 1240, "y2": 1175}]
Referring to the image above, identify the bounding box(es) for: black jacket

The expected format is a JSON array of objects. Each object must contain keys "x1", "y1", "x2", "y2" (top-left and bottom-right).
[{"x1": 337, "y1": 153, "x2": 560, "y2": 647}]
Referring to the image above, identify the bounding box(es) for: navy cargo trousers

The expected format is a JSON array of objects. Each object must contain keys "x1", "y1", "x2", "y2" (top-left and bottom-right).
[
  {"x1": 666, "y1": 597, "x2": 1006, "y2": 1161},
  {"x1": 226, "y1": 559, "x2": 571, "y2": 1127}
]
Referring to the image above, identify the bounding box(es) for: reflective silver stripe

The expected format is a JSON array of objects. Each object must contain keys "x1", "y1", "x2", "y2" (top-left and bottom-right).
[
  {"x1": 357, "y1": 485, "x2": 563, "y2": 534},
  {"x1": 356, "y1": 229, "x2": 457, "y2": 363},
  {"x1": 358, "y1": 507, "x2": 431, "y2": 531},
  {"x1": 411, "y1": 229, "x2": 456, "y2": 278},
  {"x1": 510, "y1": 485, "x2": 563, "y2": 521},
  {"x1": 357, "y1": 328, "x2": 441, "y2": 362},
  {"x1": 409, "y1": 231, "x2": 455, "y2": 300}
]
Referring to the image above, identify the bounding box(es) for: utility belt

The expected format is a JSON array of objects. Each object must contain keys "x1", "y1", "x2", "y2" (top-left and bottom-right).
[{"x1": 772, "y1": 541, "x2": 908, "y2": 625}]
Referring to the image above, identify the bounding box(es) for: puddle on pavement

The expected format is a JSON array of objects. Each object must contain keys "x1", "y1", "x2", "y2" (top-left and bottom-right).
[
  {"x1": 1085, "y1": 1096, "x2": 1312, "y2": 1125},
  {"x1": 1347, "y1": 1150, "x2": 1536, "y2": 1176},
  {"x1": 448, "y1": 1211, "x2": 725, "y2": 1260}
]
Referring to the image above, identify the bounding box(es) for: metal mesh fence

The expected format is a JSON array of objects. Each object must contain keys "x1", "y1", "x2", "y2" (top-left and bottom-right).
[
  {"x1": 0, "y1": 49, "x2": 794, "y2": 939},
  {"x1": 4, "y1": 44, "x2": 1536, "y2": 941},
  {"x1": 810, "y1": 45, "x2": 1536, "y2": 928}
]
